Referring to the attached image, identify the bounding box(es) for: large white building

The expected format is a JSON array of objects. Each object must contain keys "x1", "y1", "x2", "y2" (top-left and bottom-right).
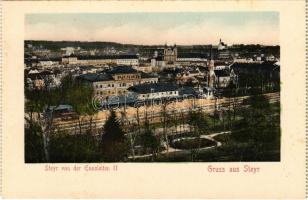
[{"x1": 128, "y1": 82, "x2": 179, "y2": 100}]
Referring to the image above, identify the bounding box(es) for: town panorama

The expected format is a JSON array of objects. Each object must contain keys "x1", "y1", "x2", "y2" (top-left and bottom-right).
[{"x1": 24, "y1": 39, "x2": 280, "y2": 162}]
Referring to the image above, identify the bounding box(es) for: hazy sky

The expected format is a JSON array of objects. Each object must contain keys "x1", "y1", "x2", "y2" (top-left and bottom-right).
[{"x1": 25, "y1": 12, "x2": 279, "y2": 45}]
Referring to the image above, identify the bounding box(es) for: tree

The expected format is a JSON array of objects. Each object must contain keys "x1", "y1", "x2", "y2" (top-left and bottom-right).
[
  {"x1": 188, "y1": 109, "x2": 209, "y2": 136},
  {"x1": 49, "y1": 131, "x2": 100, "y2": 163},
  {"x1": 25, "y1": 121, "x2": 45, "y2": 163},
  {"x1": 232, "y1": 94, "x2": 280, "y2": 160},
  {"x1": 101, "y1": 110, "x2": 128, "y2": 162},
  {"x1": 63, "y1": 75, "x2": 96, "y2": 134},
  {"x1": 141, "y1": 120, "x2": 161, "y2": 160},
  {"x1": 160, "y1": 101, "x2": 170, "y2": 153},
  {"x1": 225, "y1": 81, "x2": 238, "y2": 123},
  {"x1": 187, "y1": 109, "x2": 210, "y2": 161}
]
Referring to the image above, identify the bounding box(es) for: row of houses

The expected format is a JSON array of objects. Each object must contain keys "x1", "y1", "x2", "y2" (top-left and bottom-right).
[{"x1": 26, "y1": 69, "x2": 64, "y2": 89}]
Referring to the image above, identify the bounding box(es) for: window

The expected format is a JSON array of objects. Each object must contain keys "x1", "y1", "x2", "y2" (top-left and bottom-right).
[
  {"x1": 108, "y1": 84, "x2": 110, "y2": 87},
  {"x1": 111, "y1": 84, "x2": 114, "y2": 87},
  {"x1": 100, "y1": 85, "x2": 102, "y2": 88}
]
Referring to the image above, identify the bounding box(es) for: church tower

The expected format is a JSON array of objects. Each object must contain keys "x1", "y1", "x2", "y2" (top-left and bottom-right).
[
  {"x1": 208, "y1": 48, "x2": 216, "y2": 88},
  {"x1": 163, "y1": 44, "x2": 177, "y2": 63}
]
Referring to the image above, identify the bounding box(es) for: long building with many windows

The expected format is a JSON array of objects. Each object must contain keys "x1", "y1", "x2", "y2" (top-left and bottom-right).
[
  {"x1": 62, "y1": 55, "x2": 139, "y2": 66},
  {"x1": 128, "y1": 82, "x2": 179, "y2": 100},
  {"x1": 78, "y1": 66, "x2": 158, "y2": 97}
]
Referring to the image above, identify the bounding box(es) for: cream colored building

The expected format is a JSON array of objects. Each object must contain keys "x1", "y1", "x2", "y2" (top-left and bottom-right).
[
  {"x1": 62, "y1": 55, "x2": 139, "y2": 66},
  {"x1": 79, "y1": 66, "x2": 158, "y2": 97}
]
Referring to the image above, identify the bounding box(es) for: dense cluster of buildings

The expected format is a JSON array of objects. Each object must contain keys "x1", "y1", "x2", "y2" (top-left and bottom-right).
[{"x1": 25, "y1": 39, "x2": 280, "y2": 104}]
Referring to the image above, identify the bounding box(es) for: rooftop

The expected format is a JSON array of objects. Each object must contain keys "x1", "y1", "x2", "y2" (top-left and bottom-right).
[
  {"x1": 179, "y1": 87, "x2": 199, "y2": 96},
  {"x1": 177, "y1": 53, "x2": 209, "y2": 59},
  {"x1": 108, "y1": 66, "x2": 138, "y2": 74},
  {"x1": 39, "y1": 57, "x2": 62, "y2": 62},
  {"x1": 140, "y1": 72, "x2": 158, "y2": 79},
  {"x1": 214, "y1": 69, "x2": 230, "y2": 77},
  {"x1": 27, "y1": 70, "x2": 54, "y2": 80},
  {"x1": 128, "y1": 82, "x2": 179, "y2": 94},
  {"x1": 76, "y1": 54, "x2": 138, "y2": 60},
  {"x1": 46, "y1": 104, "x2": 74, "y2": 112},
  {"x1": 78, "y1": 73, "x2": 113, "y2": 82},
  {"x1": 230, "y1": 61, "x2": 279, "y2": 71},
  {"x1": 79, "y1": 65, "x2": 97, "y2": 71}
]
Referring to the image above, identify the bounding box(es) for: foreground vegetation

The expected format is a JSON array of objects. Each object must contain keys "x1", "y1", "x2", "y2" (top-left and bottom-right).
[{"x1": 25, "y1": 72, "x2": 280, "y2": 162}]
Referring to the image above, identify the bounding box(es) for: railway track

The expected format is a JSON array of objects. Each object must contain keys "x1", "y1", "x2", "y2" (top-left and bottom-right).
[{"x1": 50, "y1": 92, "x2": 280, "y2": 133}]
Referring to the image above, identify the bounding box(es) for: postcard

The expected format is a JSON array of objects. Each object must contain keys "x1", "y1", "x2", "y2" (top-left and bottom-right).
[{"x1": 1, "y1": 0, "x2": 307, "y2": 198}]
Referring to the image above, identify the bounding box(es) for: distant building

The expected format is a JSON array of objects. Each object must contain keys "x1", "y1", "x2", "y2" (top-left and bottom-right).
[
  {"x1": 208, "y1": 59, "x2": 216, "y2": 88},
  {"x1": 79, "y1": 65, "x2": 98, "y2": 74},
  {"x1": 61, "y1": 47, "x2": 76, "y2": 56},
  {"x1": 38, "y1": 57, "x2": 61, "y2": 68},
  {"x1": 175, "y1": 67, "x2": 205, "y2": 84},
  {"x1": 214, "y1": 69, "x2": 232, "y2": 88},
  {"x1": 164, "y1": 44, "x2": 177, "y2": 63},
  {"x1": 62, "y1": 55, "x2": 139, "y2": 66},
  {"x1": 134, "y1": 64, "x2": 153, "y2": 73},
  {"x1": 26, "y1": 70, "x2": 61, "y2": 89},
  {"x1": 217, "y1": 50, "x2": 232, "y2": 60},
  {"x1": 154, "y1": 51, "x2": 158, "y2": 58},
  {"x1": 62, "y1": 56, "x2": 78, "y2": 65},
  {"x1": 217, "y1": 39, "x2": 227, "y2": 50},
  {"x1": 45, "y1": 104, "x2": 78, "y2": 121},
  {"x1": 233, "y1": 57, "x2": 263, "y2": 64},
  {"x1": 215, "y1": 39, "x2": 231, "y2": 60},
  {"x1": 266, "y1": 55, "x2": 276, "y2": 61},
  {"x1": 176, "y1": 53, "x2": 208, "y2": 64},
  {"x1": 151, "y1": 56, "x2": 166, "y2": 69},
  {"x1": 199, "y1": 87, "x2": 215, "y2": 99}
]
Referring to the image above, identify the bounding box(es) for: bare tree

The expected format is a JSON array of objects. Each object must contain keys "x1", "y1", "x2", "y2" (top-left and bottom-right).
[{"x1": 160, "y1": 100, "x2": 169, "y2": 153}]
